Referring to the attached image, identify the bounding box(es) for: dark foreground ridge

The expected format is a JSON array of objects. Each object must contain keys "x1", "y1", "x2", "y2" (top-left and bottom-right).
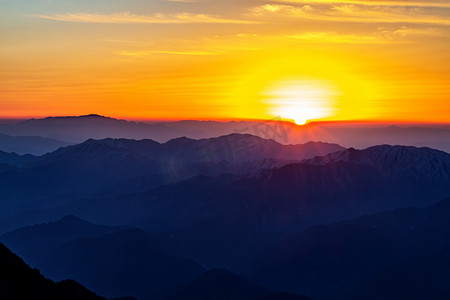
[{"x1": 0, "y1": 242, "x2": 105, "y2": 300}]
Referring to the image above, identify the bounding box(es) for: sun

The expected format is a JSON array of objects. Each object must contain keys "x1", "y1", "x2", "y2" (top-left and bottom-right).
[{"x1": 264, "y1": 80, "x2": 337, "y2": 125}]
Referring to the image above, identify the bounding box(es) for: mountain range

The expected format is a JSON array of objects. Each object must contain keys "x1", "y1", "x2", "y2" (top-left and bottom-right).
[
  {"x1": 0, "y1": 133, "x2": 72, "y2": 155},
  {"x1": 1, "y1": 115, "x2": 450, "y2": 153},
  {"x1": 0, "y1": 215, "x2": 310, "y2": 300},
  {"x1": 0, "y1": 134, "x2": 343, "y2": 227},
  {"x1": 247, "y1": 196, "x2": 450, "y2": 299},
  {"x1": 2, "y1": 115, "x2": 450, "y2": 299},
  {"x1": 2, "y1": 142, "x2": 449, "y2": 271}
]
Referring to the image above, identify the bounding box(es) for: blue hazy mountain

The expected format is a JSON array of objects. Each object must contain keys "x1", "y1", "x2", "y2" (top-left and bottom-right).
[
  {"x1": 6, "y1": 144, "x2": 448, "y2": 270},
  {"x1": 1, "y1": 216, "x2": 312, "y2": 300},
  {"x1": 0, "y1": 214, "x2": 123, "y2": 261},
  {"x1": 0, "y1": 215, "x2": 205, "y2": 300},
  {"x1": 128, "y1": 145, "x2": 447, "y2": 267},
  {"x1": 0, "y1": 149, "x2": 38, "y2": 167},
  {"x1": 1, "y1": 129, "x2": 450, "y2": 299},
  {"x1": 36, "y1": 229, "x2": 205, "y2": 299},
  {"x1": 0, "y1": 133, "x2": 72, "y2": 155},
  {"x1": 0, "y1": 134, "x2": 344, "y2": 223},
  {"x1": 246, "y1": 196, "x2": 450, "y2": 300},
  {"x1": 0, "y1": 242, "x2": 105, "y2": 300}
]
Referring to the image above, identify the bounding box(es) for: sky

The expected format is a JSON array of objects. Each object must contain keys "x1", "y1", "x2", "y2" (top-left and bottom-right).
[{"x1": 1, "y1": 0, "x2": 449, "y2": 123}]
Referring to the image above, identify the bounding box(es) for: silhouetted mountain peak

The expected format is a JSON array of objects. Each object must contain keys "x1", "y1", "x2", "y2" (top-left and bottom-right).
[
  {"x1": 80, "y1": 114, "x2": 106, "y2": 118},
  {"x1": 44, "y1": 138, "x2": 160, "y2": 162},
  {"x1": 305, "y1": 144, "x2": 450, "y2": 175},
  {"x1": 41, "y1": 114, "x2": 113, "y2": 121},
  {"x1": 164, "y1": 136, "x2": 195, "y2": 147},
  {"x1": 217, "y1": 133, "x2": 279, "y2": 144},
  {"x1": 0, "y1": 150, "x2": 38, "y2": 167}
]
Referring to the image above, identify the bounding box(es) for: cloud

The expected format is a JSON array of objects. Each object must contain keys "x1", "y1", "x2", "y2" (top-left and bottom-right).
[
  {"x1": 275, "y1": 0, "x2": 450, "y2": 8},
  {"x1": 287, "y1": 31, "x2": 391, "y2": 43},
  {"x1": 390, "y1": 26, "x2": 443, "y2": 36},
  {"x1": 285, "y1": 27, "x2": 443, "y2": 43},
  {"x1": 34, "y1": 11, "x2": 257, "y2": 24},
  {"x1": 236, "y1": 33, "x2": 259, "y2": 37},
  {"x1": 114, "y1": 50, "x2": 217, "y2": 57},
  {"x1": 248, "y1": 3, "x2": 450, "y2": 25}
]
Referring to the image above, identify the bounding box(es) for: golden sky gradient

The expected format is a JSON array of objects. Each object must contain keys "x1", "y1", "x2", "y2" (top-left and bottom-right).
[{"x1": 1, "y1": 0, "x2": 449, "y2": 123}]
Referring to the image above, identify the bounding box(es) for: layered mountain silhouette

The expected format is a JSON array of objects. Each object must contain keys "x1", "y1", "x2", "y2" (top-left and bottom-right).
[
  {"x1": 3, "y1": 144, "x2": 448, "y2": 270},
  {"x1": 0, "y1": 242, "x2": 105, "y2": 300},
  {"x1": 2, "y1": 114, "x2": 450, "y2": 152},
  {"x1": 246, "y1": 196, "x2": 450, "y2": 300},
  {"x1": 41, "y1": 228, "x2": 205, "y2": 299},
  {"x1": 0, "y1": 134, "x2": 343, "y2": 225},
  {"x1": 0, "y1": 133, "x2": 71, "y2": 155},
  {"x1": 0, "y1": 216, "x2": 205, "y2": 299},
  {"x1": 0, "y1": 214, "x2": 122, "y2": 260},
  {"x1": 0, "y1": 149, "x2": 37, "y2": 167},
  {"x1": 0, "y1": 215, "x2": 316, "y2": 299},
  {"x1": 2, "y1": 116, "x2": 450, "y2": 299},
  {"x1": 0, "y1": 114, "x2": 159, "y2": 143}
]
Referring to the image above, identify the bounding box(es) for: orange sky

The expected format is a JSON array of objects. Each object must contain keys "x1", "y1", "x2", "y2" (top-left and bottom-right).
[{"x1": 1, "y1": 0, "x2": 449, "y2": 123}]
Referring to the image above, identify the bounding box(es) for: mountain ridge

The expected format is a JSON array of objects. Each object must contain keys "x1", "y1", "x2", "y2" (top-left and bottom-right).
[{"x1": 2, "y1": 114, "x2": 450, "y2": 152}]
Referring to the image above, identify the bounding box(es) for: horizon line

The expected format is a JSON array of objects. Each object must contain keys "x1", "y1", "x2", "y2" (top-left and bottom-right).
[{"x1": 0, "y1": 114, "x2": 449, "y2": 126}]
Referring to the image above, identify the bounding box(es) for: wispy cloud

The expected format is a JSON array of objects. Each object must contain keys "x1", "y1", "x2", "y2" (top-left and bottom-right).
[
  {"x1": 287, "y1": 31, "x2": 391, "y2": 43},
  {"x1": 389, "y1": 26, "x2": 443, "y2": 36},
  {"x1": 34, "y1": 11, "x2": 257, "y2": 24},
  {"x1": 274, "y1": 0, "x2": 450, "y2": 9},
  {"x1": 114, "y1": 50, "x2": 217, "y2": 57},
  {"x1": 285, "y1": 27, "x2": 443, "y2": 43},
  {"x1": 249, "y1": 4, "x2": 450, "y2": 25}
]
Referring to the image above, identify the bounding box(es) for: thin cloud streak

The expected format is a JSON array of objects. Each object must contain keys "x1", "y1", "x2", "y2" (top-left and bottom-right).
[
  {"x1": 285, "y1": 27, "x2": 443, "y2": 43},
  {"x1": 249, "y1": 4, "x2": 450, "y2": 25},
  {"x1": 274, "y1": 0, "x2": 450, "y2": 9},
  {"x1": 286, "y1": 32, "x2": 394, "y2": 43},
  {"x1": 34, "y1": 11, "x2": 258, "y2": 24},
  {"x1": 114, "y1": 50, "x2": 217, "y2": 57}
]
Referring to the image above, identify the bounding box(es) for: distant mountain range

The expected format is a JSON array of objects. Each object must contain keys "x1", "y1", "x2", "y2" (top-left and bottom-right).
[
  {"x1": 3, "y1": 195, "x2": 450, "y2": 299},
  {"x1": 150, "y1": 145, "x2": 450, "y2": 268},
  {"x1": 0, "y1": 215, "x2": 310, "y2": 300},
  {"x1": 0, "y1": 214, "x2": 123, "y2": 260},
  {"x1": 0, "y1": 134, "x2": 344, "y2": 224},
  {"x1": 0, "y1": 133, "x2": 72, "y2": 156},
  {"x1": 247, "y1": 196, "x2": 450, "y2": 300},
  {"x1": 1, "y1": 114, "x2": 450, "y2": 153},
  {"x1": 0, "y1": 215, "x2": 204, "y2": 299},
  {"x1": 1, "y1": 118, "x2": 450, "y2": 299},
  {"x1": 2, "y1": 143, "x2": 449, "y2": 271}
]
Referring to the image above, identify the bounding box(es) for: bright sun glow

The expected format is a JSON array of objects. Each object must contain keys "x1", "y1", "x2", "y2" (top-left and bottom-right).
[{"x1": 264, "y1": 80, "x2": 336, "y2": 125}]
